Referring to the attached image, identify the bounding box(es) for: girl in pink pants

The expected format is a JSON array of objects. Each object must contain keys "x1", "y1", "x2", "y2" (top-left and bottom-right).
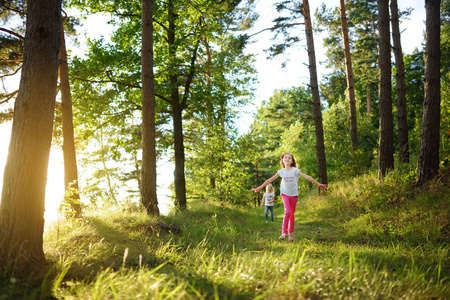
[{"x1": 251, "y1": 153, "x2": 328, "y2": 242}]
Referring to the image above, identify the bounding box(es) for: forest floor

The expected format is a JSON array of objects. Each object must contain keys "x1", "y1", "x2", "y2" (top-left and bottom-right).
[{"x1": 1, "y1": 168, "x2": 449, "y2": 299}]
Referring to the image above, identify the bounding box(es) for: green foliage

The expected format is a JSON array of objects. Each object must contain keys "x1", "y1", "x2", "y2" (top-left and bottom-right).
[
  {"x1": 59, "y1": 181, "x2": 83, "y2": 219},
  {"x1": 64, "y1": 0, "x2": 258, "y2": 207},
  {"x1": 402, "y1": 50, "x2": 425, "y2": 159},
  {"x1": 0, "y1": 1, "x2": 25, "y2": 121},
  {"x1": 250, "y1": 85, "x2": 379, "y2": 185},
  {"x1": 265, "y1": 1, "x2": 303, "y2": 60},
  {"x1": 279, "y1": 122, "x2": 318, "y2": 191},
  {"x1": 185, "y1": 122, "x2": 255, "y2": 205},
  {"x1": 441, "y1": 1, "x2": 450, "y2": 162},
  {"x1": 322, "y1": 99, "x2": 378, "y2": 178},
  {"x1": 325, "y1": 168, "x2": 450, "y2": 246},
  {"x1": 250, "y1": 87, "x2": 314, "y2": 182},
  {"x1": 0, "y1": 0, "x2": 25, "y2": 73},
  {"x1": 319, "y1": 70, "x2": 347, "y2": 107}
]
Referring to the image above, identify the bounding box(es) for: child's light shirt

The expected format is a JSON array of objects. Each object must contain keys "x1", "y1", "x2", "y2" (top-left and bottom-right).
[
  {"x1": 277, "y1": 167, "x2": 301, "y2": 196},
  {"x1": 263, "y1": 192, "x2": 275, "y2": 206}
]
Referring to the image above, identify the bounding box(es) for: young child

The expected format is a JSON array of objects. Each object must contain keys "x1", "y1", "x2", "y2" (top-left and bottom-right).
[
  {"x1": 251, "y1": 152, "x2": 327, "y2": 242},
  {"x1": 260, "y1": 184, "x2": 275, "y2": 223}
]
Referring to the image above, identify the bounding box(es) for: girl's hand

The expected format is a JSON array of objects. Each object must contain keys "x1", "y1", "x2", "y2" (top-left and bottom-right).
[
  {"x1": 318, "y1": 183, "x2": 328, "y2": 190},
  {"x1": 251, "y1": 186, "x2": 262, "y2": 193}
]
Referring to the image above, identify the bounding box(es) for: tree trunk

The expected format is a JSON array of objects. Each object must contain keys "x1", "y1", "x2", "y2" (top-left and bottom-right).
[
  {"x1": 202, "y1": 36, "x2": 217, "y2": 191},
  {"x1": 172, "y1": 97, "x2": 187, "y2": 209},
  {"x1": 141, "y1": 0, "x2": 159, "y2": 215},
  {"x1": 390, "y1": 0, "x2": 409, "y2": 165},
  {"x1": 417, "y1": 0, "x2": 441, "y2": 184},
  {"x1": 59, "y1": 19, "x2": 81, "y2": 217},
  {"x1": 302, "y1": 0, "x2": 328, "y2": 185},
  {"x1": 339, "y1": 0, "x2": 358, "y2": 149},
  {"x1": 0, "y1": 0, "x2": 61, "y2": 271},
  {"x1": 168, "y1": 0, "x2": 187, "y2": 209},
  {"x1": 377, "y1": 0, "x2": 394, "y2": 177},
  {"x1": 366, "y1": 85, "x2": 372, "y2": 113},
  {"x1": 99, "y1": 127, "x2": 117, "y2": 205}
]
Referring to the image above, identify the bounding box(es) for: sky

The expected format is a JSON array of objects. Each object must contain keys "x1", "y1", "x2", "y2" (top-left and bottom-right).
[{"x1": 0, "y1": 0, "x2": 426, "y2": 219}]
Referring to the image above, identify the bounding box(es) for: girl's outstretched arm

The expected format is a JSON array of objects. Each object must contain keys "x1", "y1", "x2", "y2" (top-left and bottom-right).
[
  {"x1": 251, "y1": 173, "x2": 279, "y2": 193},
  {"x1": 298, "y1": 171, "x2": 328, "y2": 190}
]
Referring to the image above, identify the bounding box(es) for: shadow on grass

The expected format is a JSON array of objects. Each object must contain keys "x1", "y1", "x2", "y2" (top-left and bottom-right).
[{"x1": 52, "y1": 212, "x2": 255, "y2": 299}]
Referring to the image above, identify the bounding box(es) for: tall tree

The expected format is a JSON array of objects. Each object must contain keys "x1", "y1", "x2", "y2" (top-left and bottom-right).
[
  {"x1": 185, "y1": 31, "x2": 256, "y2": 204},
  {"x1": 267, "y1": 1, "x2": 327, "y2": 185},
  {"x1": 0, "y1": 0, "x2": 61, "y2": 271},
  {"x1": 59, "y1": 16, "x2": 81, "y2": 217},
  {"x1": 315, "y1": 0, "x2": 379, "y2": 113},
  {"x1": 166, "y1": 0, "x2": 197, "y2": 210},
  {"x1": 160, "y1": 0, "x2": 255, "y2": 209},
  {"x1": 390, "y1": 0, "x2": 409, "y2": 165},
  {"x1": 340, "y1": 0, "x2": 358, "y2": 149},
  {"x1": 377, "y1": 0, "x2": 394, "y2": 177},
  {"x1": 351, "y1": 0, "x2": 379, "y2": 114},
  {"x1": 417, "y1": 0, "x2": 441, "y2": 184},
  {"x1": 140, "y1": 0, "x2": 159, "y2": 215},
  {"x1": 441, "y1": 0, "x2": 450, "y2": 158},
  {"x1": 302, "y1": 0, "x2": 328, "y2": 185}
]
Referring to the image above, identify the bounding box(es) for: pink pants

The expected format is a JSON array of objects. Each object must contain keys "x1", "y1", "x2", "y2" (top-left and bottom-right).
[{"x1": 281, "y1": 194, "x2": 298, "y2": 234}]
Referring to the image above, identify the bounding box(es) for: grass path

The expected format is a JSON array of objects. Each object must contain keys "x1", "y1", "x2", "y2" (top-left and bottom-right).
[{"x1": 1, "y1": 171, "x2": 448, "y2": 299}]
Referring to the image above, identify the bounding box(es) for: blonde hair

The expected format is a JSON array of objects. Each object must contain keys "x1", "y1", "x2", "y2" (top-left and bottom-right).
[
  {"x1": 280, "y1": 152, "x2": 297, "y2": 168},
  {"x1": 266, "y1": 184, "x2": 274, "y2": 193}
]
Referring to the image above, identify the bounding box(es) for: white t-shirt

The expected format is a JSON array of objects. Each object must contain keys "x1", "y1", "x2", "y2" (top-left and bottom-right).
[
  {"x1": 263, "y1": 192, "x2": 275, "y2": 206},
  {"x1": 278, "y1": 167, "x2": 301, "y2": 196}
]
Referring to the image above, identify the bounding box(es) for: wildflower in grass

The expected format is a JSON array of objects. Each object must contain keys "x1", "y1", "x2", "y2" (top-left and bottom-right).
[{"x1": 122, "y1": 248, "x2": 129, "y2": 268}]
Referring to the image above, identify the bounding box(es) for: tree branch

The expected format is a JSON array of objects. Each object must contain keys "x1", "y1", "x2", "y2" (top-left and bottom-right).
[
  {"x1": 0, "y1": 65, "x2": 22, "y2": 80},
  {"x1": 0, "y1": 90, "x2": 18, "y2": 105},
  {"x1": 72, "y1": 74, "x2": 141, "y2": 89},
  {"x1": 181, "y1": 41, "x2": 199, "y2": 110},
  {"x1": 156, "y1": 93, "x2": 170, "y2": 103},
  {"x1": 94, "y1": 108, "x2": 137, "y2": 131},
  {"x1": 0, "y1": 27, "x2": 24, "y2": 40},
  {"x1": 248, "y1": 23, "x2": 304, "y2": 38}
]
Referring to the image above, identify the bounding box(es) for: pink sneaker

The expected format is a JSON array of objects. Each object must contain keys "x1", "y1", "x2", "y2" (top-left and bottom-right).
[{"x1": 288, "y1": 235, "x2": 294, "y2": 242}]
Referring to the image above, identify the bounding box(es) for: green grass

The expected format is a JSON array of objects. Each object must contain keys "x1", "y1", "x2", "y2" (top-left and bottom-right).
[{"x1": 1, "y1": 169, "x2": 449, "y2": 299}]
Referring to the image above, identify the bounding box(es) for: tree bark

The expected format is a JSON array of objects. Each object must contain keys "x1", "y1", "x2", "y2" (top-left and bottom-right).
[
  {"x1": 0, "y1": 0, "x2": 61, "y2": 271},
  {"x1": 339, "y1": 0, "x2": 358, "y2": 149},
  {"x1": 377, "y1": 0, "x2": 394, "y2": 177},
  {"x1": 141, "y1": 0, "x2": 159, "y2": 215},
  {"x1": 302, "y1": 0, "x2": 328, "y2": 185},
  {"x1": 172, "y1": 98, "x2": 187, "y2": 209},
  {"x1": 390, "y1": 0, "x2": 409, "y2": 165},
  {"x1": 168, "y1": 0, "x2": 187, "y2": 209},
  {"x1": 59, "y1": 19, "x2": 81, "y2": 217},
  {"x1": 417, "y1": 0, "x2": 441, "y2": 184},
  {"x1": 366, "y1": 85, "x2": 372, "y2": 113}
]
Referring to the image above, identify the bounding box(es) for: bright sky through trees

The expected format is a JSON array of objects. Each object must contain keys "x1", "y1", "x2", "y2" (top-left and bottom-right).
[{"x1": 242, "y1": 0, "x2": 425, "y2": 119}]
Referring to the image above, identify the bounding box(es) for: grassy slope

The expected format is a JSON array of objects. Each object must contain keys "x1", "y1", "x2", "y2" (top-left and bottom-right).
[{"x1": 1, "y1": 169, "x2": 449, "y2": 299}]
